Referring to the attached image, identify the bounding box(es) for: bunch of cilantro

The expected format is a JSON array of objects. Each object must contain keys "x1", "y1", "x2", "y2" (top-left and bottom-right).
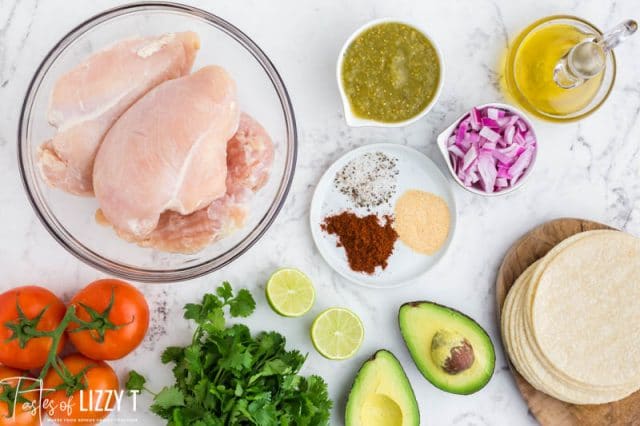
[{"x1": 126, "y1": 282, "x2": 332, "y2": 426}]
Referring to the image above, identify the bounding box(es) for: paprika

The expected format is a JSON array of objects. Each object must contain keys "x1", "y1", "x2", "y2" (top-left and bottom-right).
[{"x1": 321, "y1": 211, "x2": 398, "y2": 274}]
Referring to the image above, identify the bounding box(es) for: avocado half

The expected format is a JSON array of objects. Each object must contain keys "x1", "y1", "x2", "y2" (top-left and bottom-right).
[
  {"x1": 398, "y1": 301, "x2": 495, "y2": 395},
  {"x1": 345, "y1": 350, "x2": 420, "y2": 426}
]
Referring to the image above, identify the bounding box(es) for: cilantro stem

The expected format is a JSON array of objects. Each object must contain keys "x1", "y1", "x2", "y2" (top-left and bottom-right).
[
  {"x1": 131, "y1": 385, "x2": 157, "y2": 397},
  {"x1": 213, "y1": 367, "x2": 224, "y2": 385},
  {"x1": 143, "y1": 387, "x2": 158, "y2": 397}
]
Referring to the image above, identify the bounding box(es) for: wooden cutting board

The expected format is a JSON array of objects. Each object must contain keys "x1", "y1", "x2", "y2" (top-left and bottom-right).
[{"x1": 495, "y1": 218, "x2": 640, "y2": 426}]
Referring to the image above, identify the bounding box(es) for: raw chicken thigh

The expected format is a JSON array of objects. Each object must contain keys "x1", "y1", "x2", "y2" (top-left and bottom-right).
[
  {"x1": 111, "y1": 113, "x2": 274, "y2": 253},
  {"x1": 38, "y1": 32, "x2": 200, "y2": 195},
  {"x1": 93, "y1": 66, "x2": 240, "y2": 238}
]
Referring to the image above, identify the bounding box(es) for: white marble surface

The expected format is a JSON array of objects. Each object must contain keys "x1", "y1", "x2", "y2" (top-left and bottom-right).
[{"x1": 1, "y1": 0, "x2": 639, "y2": 425}]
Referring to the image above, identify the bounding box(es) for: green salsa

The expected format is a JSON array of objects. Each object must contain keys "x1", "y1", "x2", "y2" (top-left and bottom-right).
[{"x1": 341, "y1": 22, "x2": 440, "y2": 123}]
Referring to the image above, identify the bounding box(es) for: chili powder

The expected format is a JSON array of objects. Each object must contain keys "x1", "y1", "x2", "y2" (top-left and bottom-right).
[{"x1": 321, "y1": 211, "x2": 398, "y2": 274}]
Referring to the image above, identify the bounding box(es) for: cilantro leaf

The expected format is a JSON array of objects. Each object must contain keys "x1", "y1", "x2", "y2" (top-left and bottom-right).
[
  {"x1": 161, "y1": 346, "x2": 184, "y2": 364},
  {"x1": 152, "y1": 386, "x2": 185, "y2": 409},
  {"x1": 132, "y1": 282, "x2": 332, "y2": 425},
  {"x1": 248, "y1": 398, "x2": 278, "y2": 425},
  {"x1": 184, "y1": 293, "x2": 223, "y2": 324},
  {"x1": 184, "y1": 344, "x2": 203, "y2": 374},
  {"x1": 200, "y1": 308, "x2": 225, "y2": 334},
  {"x1": 183, "y1": 303, "x2": 203, "y2": 322},
  {"x1": 228, "y1": 289, "x2": 256, "y2": 317},
  {"x1": 125, "y1": 371, "x2": 146, "y2": 395},
  {"x1": 215, "y1": 281, "x2": 234, "y2": 301}
]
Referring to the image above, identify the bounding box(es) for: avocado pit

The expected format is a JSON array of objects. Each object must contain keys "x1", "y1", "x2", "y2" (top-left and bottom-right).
[
  {"x1": 399, "y1": 301, "x2": 495, "y2": 394},
  {"x1": 431, "y1": 329, "x2": 475, "y2": 374}
]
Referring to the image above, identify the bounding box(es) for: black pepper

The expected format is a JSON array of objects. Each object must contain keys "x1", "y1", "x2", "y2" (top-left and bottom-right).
[{"x1": 334, "y1": 152, "x2": 399, "y2": 210}]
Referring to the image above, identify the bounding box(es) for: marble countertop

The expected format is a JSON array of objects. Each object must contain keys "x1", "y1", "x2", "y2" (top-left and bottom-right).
[{"x1": 1, "y1": 0, "x2": 639, "y2": 424}]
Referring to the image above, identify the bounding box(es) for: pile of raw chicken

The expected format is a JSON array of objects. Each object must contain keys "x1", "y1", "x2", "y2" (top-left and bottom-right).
[{"x1": 38, "y1": 32, "x2": 274, "y2": 254}]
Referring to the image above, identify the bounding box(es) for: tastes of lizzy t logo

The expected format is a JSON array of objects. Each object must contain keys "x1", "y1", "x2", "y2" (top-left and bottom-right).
[{"x1": 0, "y1": 376, "x2": 138, "y2": 424}]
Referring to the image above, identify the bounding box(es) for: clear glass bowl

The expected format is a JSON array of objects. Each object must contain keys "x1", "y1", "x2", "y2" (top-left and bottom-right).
[{"x1": 18, "y1": 2, "x2": 297, "y2": 282}]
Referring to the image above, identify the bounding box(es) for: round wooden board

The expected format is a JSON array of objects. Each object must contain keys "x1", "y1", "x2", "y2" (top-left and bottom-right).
[{"x1": 495, "y1": 218, "x2": 640, "y2": 426}]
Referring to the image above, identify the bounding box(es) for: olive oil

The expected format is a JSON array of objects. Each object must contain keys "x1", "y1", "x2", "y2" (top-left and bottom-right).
[{"x1": 504, "y1": 22, "x2": 604, "y2": 120}]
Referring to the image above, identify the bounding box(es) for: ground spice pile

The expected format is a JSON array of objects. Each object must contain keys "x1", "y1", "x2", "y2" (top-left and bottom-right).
[
  {"x1": 394, "y1": 189, "x2": 451, "y2": 255},
  {"x1": 334, "y1": 152, "x2": 398, "y2": 210},
  {"x1": 321, "y1": 211, "x2": 398, "y2": 274}
]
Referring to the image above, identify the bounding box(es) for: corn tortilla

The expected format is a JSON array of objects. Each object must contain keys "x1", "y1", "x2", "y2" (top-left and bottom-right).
[
  {"x1": 521, "y1": 232, "x2": 629, "y2": 391},
  {"x1": 532, "y1": 231, "x2": 640, "y2": 388},
  {"x1": 500, "y1": 230, "x2": 640, "y2": 404},
  {"x1": 514, "y1": 264, "x2": 633, "y2": 403}
]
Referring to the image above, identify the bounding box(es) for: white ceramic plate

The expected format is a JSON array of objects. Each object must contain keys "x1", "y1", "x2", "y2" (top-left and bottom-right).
[{"x1": 310, "y1": 143, "x2": 457, "y2": 287}]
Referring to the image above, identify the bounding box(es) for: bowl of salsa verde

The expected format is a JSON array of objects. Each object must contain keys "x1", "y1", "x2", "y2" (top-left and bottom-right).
[{"x1": 337, "y1": 18, "x2": 444, "y2": 127}]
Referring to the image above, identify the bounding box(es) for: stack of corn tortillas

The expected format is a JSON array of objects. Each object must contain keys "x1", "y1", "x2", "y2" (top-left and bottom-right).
[{"x1": 501, "y1": 230, "x2": 640, "y2": 404}]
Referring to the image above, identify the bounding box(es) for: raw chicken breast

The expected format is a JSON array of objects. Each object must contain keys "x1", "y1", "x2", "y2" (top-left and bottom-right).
[
  {"x1": 105, "y1": 113, "x2": 274, "y2": 253},
  {"x1": 38, "y1": 32, "x2": 200, "y2": 195},
  {"x1": 93, "y1": 66, "x2": 240, "y2": 238}
]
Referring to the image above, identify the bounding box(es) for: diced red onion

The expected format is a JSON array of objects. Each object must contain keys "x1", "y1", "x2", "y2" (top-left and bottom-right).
[
  {"x1": 508, "y1": 146, "x2": 534, "y2": 183},
  {"x1": 462, "y1": 145, "x2": 478, "y2": 171},
  {"x1": 456, "y1": 121, "x2": 468, "y2": 145},
  {"x1": 505, "y1": 125, "x2": 516, "y2": 145},
  {"x1": 481, "y1": 118, "x2": 499, "y2": 129},
  {"x1": 496, "y1": 177, "x2": 509, "y2": 188},
  {"x1": 482, "y1": 143, "x2": 497, "y2": 152},
  {"x1": 477, "y1": 152, "x2": 497, "y2": 193},
  {"x1": 448, "y1": 144, "x2": 465, "y2": 158},
  {"x1": 513, "y1": 131, "x2": 526, "y2": 146},
  {"x1": 479, "y1": 127, "x2": 500, "y2": 143},
  {"x1": 446, "y1": 106, "x2": 537, "y2": 193},
  {"x1": 516, "y1": 119, "x2": 528, "y2": 132},
  {"x1": 470, "y1": 108, "x2": 481, "y2": 130},
  {"x1": 497, "y1": 165, "x2": 511, "y2": 179},
  {"x1": 487, "y1": 107, "x2": 504, "y2": 120}
]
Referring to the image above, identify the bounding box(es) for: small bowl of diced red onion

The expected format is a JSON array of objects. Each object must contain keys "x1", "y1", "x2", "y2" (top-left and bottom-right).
[{"x1": 436, "y1": 103, "x2": 537, "y2": 196}]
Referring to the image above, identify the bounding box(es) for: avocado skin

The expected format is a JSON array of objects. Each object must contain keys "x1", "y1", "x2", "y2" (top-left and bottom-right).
[
  {"x1": 345, "y1": 349, "x2": 420, "y2": 426},
  {"x1": 398, "y1": 301, "x2": 496, "y2": 395}
]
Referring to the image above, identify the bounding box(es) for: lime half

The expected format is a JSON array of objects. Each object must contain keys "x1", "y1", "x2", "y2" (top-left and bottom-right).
[
  {"x1": 311, "y1": 308, "x2": 364, "y2": 360},
  {"x1": 266, "y1": 268, "x2": 315, "y2": 317}
]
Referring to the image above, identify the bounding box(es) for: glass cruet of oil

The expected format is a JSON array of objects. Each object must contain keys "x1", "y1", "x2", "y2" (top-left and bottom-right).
[
  {"x1": 553, "y1": 20, "x2": 637, "y2": 89},
  {"x1": 503, "y1": 16, "x2": 636, "y2": 122}
]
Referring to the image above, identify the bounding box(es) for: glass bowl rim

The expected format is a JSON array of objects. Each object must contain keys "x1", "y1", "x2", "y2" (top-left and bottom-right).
[{"x1": 17, "y1": 1, "x2": 297, "y2": 283}]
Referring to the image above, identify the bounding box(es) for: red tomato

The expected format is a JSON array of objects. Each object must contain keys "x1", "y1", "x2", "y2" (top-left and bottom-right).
[
  {"x1": 0, "y1": 286, "x2": 66, "y2": 369},
  {"x1": 42, "y1": 354, "x2": 119, "y2": 426},
  {"x1": 0, "y1": 366, "x2": 42, "y2": 426},
  {"x1": 67, "y1": 279, "x2": 149, "y2": 360}
]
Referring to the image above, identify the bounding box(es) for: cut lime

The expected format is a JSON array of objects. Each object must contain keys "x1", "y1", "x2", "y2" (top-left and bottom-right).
[
  {"x1": 266, "y1": 268, "x2": 315, "y2": 317},
  {"x1": 311, "y1": 308, "x2": 364, "y2": 360}
]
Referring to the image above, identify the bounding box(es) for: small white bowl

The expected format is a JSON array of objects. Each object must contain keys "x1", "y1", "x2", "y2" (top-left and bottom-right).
[
  {"x1": 336, "y1": 18, "x2": 445, "y2": 128},
  {"x1": 436, "y1": 102, "x2": 538, "y2": 197}
]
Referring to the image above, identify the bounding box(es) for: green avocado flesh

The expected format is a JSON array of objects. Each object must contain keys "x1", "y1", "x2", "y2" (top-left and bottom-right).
[
  {"x1": 346, "y1": 350, "x2": 420, "y2": 426},
  {"x1": 399, "y1": 302, "x2": 495, "y2": 395},
  {"x1": 341, "y1": 22, "x2": 440, "y2": 123}
]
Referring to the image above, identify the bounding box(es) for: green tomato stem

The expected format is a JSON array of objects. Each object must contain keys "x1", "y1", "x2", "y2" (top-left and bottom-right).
[
  {"x1": 4, "y1": 287, "x2": 132, "y2": 394},
  {"x1": 35, "y1": 305, "x2": 77, "y2": 384}
]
